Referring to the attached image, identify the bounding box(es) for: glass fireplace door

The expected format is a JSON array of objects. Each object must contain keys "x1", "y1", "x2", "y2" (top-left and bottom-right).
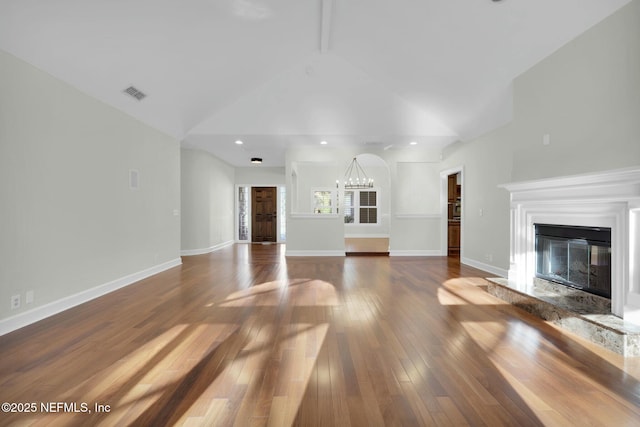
[
  {"x1": 537, "y1": 236, "x2": 568, "y2": 283},
  {"x1": 536, "y1": 231, "x2": 611, "y2": 298}
]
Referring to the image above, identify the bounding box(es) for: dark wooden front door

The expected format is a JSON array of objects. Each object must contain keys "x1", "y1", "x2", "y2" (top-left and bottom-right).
[{"x1": 251, "y1": 187, "x2": 277, "y2": 242}]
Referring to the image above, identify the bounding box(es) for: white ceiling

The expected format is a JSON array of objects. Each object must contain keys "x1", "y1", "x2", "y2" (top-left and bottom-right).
[{"x1": 0, "y1": 0, "x2": 630, "y2": 167}]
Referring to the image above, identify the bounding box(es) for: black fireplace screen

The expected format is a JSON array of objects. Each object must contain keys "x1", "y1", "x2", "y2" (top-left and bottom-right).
[{"x1": 535, "y1": 224, "x2": 611, "y2": 299}]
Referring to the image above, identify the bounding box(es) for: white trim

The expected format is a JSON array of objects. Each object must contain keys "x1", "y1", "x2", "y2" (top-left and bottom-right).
[
  {"x1": 0, "y1": 258, "x2": 182, "y2": 336},
  {"x1": 180, "y1": 240, "x2": 235, "y2": 256},
  {"x1": 285, "y1": 250, "x2": 346, "y2": 257},
  {"x1": 461, "y1": 257, "x2": 508, "y2": 278},
  {"x1": 389, "y1": 250, "x2": 441, "y2": 257},
  {"x1": 345, "y1": 234, "x2": 389, "y2": 238},
  {"x1": 499, "y1": 166, "x2": 640, "y2": 194},
  {"x1": 290, "y1": 213, "x2": 340, "y2": 219}
]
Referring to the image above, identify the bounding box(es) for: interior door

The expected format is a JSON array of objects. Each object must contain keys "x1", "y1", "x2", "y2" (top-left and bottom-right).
[{"x1": 251, "y1": 187, "x2": 277, "y2": 242}]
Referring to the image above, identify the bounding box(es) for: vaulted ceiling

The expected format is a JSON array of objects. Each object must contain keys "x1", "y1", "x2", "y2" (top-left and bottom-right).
[{"x1": 0, "y1": 0, "x2": 630, "y2": 166}]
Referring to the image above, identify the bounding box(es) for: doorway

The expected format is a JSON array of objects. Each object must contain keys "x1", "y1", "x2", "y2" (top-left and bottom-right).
[
  {"x1": 447, "y1": 173, "x2": 461, "y2": 256},
  {"x1": 343, "y1": 154, "x2": 390, "y2": 255},
  {"x1": 251, "y1": 187, "x2": 277, "y2": 243}
]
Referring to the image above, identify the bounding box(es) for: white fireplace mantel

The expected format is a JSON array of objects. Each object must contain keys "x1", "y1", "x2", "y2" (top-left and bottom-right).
[{"x1": 499, "y1": 167, "x2": 640, "y2": 324}]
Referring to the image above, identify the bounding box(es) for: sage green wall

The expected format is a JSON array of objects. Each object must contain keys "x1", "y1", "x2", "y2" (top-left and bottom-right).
[
  {"x1": 180, "y1": 148, "x2": 235, "y2": 252},
  {"x1": 0, "y1": 50, "x2": 181, "y2": 322},
  {"x1": 442, "y1": 0, "x2": 640, "y2": 273}
]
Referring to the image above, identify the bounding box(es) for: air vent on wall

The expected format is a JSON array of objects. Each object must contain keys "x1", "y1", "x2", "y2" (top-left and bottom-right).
[{"x1": 123, "y1": 86, "x2": 147, "y2": 101}]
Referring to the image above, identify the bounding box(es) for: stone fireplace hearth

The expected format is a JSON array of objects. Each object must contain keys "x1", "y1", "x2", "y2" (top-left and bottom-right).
[
  {"x1": 486, "y1": 276, "x2": 640, "y2": 356},
  {"x1": 492, "y1": 167, "x2": 640, "y2": 356}
]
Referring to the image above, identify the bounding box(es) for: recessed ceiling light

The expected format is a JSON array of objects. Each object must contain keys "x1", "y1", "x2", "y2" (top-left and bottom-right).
[
  {"x1": 235, "y1": 140, "x2": 243, "y2": 145},
  {"x1": 320, "y1": 141, "x2": 328, "y2": 145},
  {"x1": 251, "y1": 157, "x2": 262, "y2": 164},
  {"x1": 409, "y1": 141, "x2": 418, "y2": 145}
]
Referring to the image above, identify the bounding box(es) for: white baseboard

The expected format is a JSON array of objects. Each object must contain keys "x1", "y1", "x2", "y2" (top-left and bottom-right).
[
  {"x1": 286, "y1": 250, "x2": 346, "y2": 257},
  {"x1": 461, "y1": 257, "x2": 508, "y2": 278},
  {"x1": 180, "y1": 240, "x2": 235, "y2": 256},
  {"x1": 389, "y1": 250, "x2": 441, "y2": 257},
  {"x1": 0, "y1": 257, "x2": 182, "y2": 336}
]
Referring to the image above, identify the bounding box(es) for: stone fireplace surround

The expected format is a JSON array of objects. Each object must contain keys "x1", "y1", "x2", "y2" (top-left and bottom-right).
[{"x1": 493, "y1": 167, "x2": 640, "y2": 355}]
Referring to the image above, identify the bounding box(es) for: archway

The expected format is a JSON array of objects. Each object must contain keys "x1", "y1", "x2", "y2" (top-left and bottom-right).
[{"x1": 341, "y1": 153, "x2": 391, "y2": 254}]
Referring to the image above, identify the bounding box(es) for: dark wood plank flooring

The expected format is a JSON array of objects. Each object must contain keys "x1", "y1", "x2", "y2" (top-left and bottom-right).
[{"x1": 1, "y1": 244, "x2": 640, "y2": 426}]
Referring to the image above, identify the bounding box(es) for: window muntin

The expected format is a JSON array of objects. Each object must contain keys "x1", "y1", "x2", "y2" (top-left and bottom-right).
[
  {"x1": 344, "y1": 190, "x2": 378, "y2": 224},
  {"x1": 344, "y1": 191, "x2": 355, "y2": 223}
]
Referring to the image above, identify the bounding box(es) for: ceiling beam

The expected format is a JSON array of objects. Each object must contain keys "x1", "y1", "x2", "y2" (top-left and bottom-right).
[{"x1": 320, "y1": 0, "x2": 334, "y2": 53}]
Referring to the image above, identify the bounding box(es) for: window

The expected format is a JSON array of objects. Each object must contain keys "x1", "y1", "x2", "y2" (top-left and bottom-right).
[
  {"x1": 279, "y1": 186, "x2": 286, "y2": 241},
  {"x1": 344, "y1": 191, "x2": 355, "y2": 223},
  {"x1": 344, "y1": 190, "x2": 378, "y2": 224},
  {"x1": 313, "y1": 190, "x2": 334, "y2": 214},
  {"x1": 238, "y1": 186, "x2": 249, "y2": 241},
  {"x1": 359, "y1": 191, "x2": 377, "y2": 224}
]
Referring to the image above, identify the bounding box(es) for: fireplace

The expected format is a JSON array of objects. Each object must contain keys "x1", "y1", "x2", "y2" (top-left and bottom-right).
[
  {"x1": 535, "y1": 224, "x2": 611, "y2": 298},
  {"x1": 499, "y1": 167, "x2": 640, "y2": 324}
]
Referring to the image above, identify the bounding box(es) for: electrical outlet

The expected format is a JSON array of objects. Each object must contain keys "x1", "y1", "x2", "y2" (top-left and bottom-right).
[
  {"x1": 11, "y1": 294, "x2": 20, "y2": 310},
  {"x1": 26, "y1": 290, "x2": 34, "y2": 304}
]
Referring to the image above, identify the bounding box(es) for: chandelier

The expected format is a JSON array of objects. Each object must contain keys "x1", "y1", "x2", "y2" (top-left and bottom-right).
[{"x1": 343, "y1": 157, "x2": 374, "y2": 189}]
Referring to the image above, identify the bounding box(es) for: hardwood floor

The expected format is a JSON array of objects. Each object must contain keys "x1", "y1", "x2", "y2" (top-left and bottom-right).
[{"x1": 1, "y1": 244, "x2": 640, "y2": 426}]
